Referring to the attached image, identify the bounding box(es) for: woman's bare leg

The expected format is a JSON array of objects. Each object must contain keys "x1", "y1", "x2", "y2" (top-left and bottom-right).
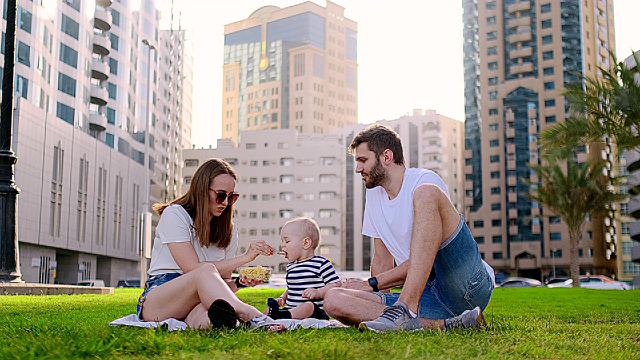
[{"x1": 141, "y1": 263, "x2": 263, "y2": 322}]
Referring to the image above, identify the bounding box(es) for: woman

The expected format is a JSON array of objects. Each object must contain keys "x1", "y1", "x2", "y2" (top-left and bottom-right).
[{"x1": 137, "y1": 158, "x2": 277, "y2": 330}]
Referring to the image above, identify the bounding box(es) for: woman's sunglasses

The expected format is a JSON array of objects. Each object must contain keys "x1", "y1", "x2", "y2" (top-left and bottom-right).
[{"x1": 209, "y1": 188, "x2": 240, "y2": 205}]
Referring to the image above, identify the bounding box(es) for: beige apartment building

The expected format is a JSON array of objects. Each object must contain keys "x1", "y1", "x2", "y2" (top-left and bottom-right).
[
  {"x1": 184, "y1": 109, "x2": 463, "y2": 273},
  {"x1": 463, "y1": 0, "x2": 618, "y2": 280},
  {"x1": 221, "y1": 1, "x2": 358, "y2": 144}
]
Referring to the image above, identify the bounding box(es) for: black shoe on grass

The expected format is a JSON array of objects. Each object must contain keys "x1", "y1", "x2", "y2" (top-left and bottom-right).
[{"x1": 208, "y1": 299, "x2": 238, "y2": 330}]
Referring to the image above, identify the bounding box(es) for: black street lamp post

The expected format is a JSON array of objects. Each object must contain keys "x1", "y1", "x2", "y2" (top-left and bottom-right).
[{"x1": 0, "y1": 0, "x2": 22, "y2": 283}]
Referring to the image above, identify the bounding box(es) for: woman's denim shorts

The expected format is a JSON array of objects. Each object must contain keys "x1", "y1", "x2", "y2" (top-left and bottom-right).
[
  {"x1": 381, "y1": 215, "x2": 494, "y2": 319},
  {"x1": 137, "y1": 272, "x2": 182, "y2": 320}
]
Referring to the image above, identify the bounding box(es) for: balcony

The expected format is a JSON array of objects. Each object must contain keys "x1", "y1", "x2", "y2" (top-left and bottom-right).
[
  {"x1": 509, "y1": 208, "x2": 518, "y2": 219},
  {"x1": 507, "y1": 16, "x2": 531, "y2": 29},
  {"x1": 599, "y1": 46, "x2": 609, "y2": 59},
  {"x1": 509, "y1": 32, "x2": 532, "y2": 43},
  {"x1": 508, "y1": 1, "x2": 531, "y2": 13},
  {"x1": 93, "y1": 7, "x2": 112, "y2": 31},
  {"x1": 506, "y1": 127, "x2": 515, "y2": 138},
  {"x1": 508, "y1": 176, "x2": 517, "y2": 187},
  {"x1": 598, "y1": 30, "x2": 607, "y2": 43},
  {"x1": 89, "y1": 112, "x2": 108, "y2": 131},
  {"x1": 627, "y1": 150, "x2": 640, "y2": 172},
  {"x1": 91, "y1": 58, "x2": 109, "y2": 81},
  {"x1": 509, "y1": 47, "x2": 532, "y2": 59},
  {"x1": 630, "y1": 221, "x2": 640, "y2": 241},
  {"x1": 511, "y1": 62, "x2": 533, "y2": 74},
  {"x1": 629, "y1": 195, "x2": 640, "y2": 218},
  {"x1": 92, "y1": 34, "x2": 111, "y2": 56},
  {"x1": 90, "y1": 85, "x2": 108, "y2": 106},
  {"x1": 97, "y1": 0, "x2": 113, "y2": 7}
]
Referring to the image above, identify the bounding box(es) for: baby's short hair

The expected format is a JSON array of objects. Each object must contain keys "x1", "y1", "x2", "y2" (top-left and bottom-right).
[{"x1": 285, "y1": 216, "x2": 321, "y2": 249}]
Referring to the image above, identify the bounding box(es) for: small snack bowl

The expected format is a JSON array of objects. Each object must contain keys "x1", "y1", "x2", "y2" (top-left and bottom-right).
[{"x1": 239, "y1": 266, "x2": 272, "y2": 282}]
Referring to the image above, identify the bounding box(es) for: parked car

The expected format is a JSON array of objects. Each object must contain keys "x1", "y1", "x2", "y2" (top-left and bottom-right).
[
  {"x1": 499, "y1": 277, "x2": 542, "y2": 288},
  {"x1": 77, "y1": 279, "x2": 106, "y2": 287},
  {"x1": 545, "y1": 275, "x2": 631, "y2": 290},
  {"x1": 117, "y1": 279, "x2": 141, "y2": 288},
  {"x1": 545, "y1": 277, "x2": 572, "y2": 288}
]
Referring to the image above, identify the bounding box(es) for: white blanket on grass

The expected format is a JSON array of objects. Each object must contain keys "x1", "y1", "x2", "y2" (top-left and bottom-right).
[{"x1": 110, "y1": 314, "x2": 346, "y2": 331}]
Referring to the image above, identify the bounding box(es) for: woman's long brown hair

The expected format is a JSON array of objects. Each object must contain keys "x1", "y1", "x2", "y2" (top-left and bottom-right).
[{"x1": 153, "y1": 158, "x2": 237, "y2": 249}]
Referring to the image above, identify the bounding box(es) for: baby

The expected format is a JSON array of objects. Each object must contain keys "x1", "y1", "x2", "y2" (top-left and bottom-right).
[{"x1": 266, "y1": 217, "x2": 342, "y2": 320}]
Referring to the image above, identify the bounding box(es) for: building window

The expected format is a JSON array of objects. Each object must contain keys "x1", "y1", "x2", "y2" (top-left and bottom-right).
[
  {"x1": 545, "y1": 99, "x2": 556, "y2": 107},
  {"x1": 487, "y1": 31, "x2": 497, "y2": 41},
  {"x1": 550, "y1": 232, "x2": 562, "y2": 241},
  {"x1": 487, "y1": 1, "x2": 496, "y2": 10},
  {"x1": 493, "y1": 252, "x2": 503, "y2": 260},
  {"x1": 542, "y1": 35, "x2": 553, "y2": 45},
  {"x1": 489, "y1": 108, "x2": 499, "y2": 116},
  {"x1": 489, "y1": 91, "x2": 498, "y2": 100},
  {"x1": 488, "y1": 77, "x2": 498, "y2": 86},
  {"x1": 487, "y1": 16, "x2": 496, "y2": 25},
  {"x1": 474, "y1": 220, "x2": 484, "y2": 228},
  {"x1": 489, "y1": 123, "x2": 499, "y2": 131},
  {"x1": 541, "y1": 3, "x2": 551, "y2": 13},
  {"x1": 491, "y1": 203, "x2": 501, "y2": 211},
  {"x1": 544, "y1": 82, "x2": 555, "y2": 90},
  {"x1": 57, "y1": 72, "x2": 76, "y2": 97},
  {"x1": 110, "y1": 33, "x2": 119, "y2": 51},
  {"x1": 56, "y1": 102, "x2": 75, "y2": 125},
  {"x1": 61, "y1": 14, "x2": 79, "y2": 40},
  {"x1": 541, "y1": 19, "x2": 552, "y2": 29},
  {"x1": 110, "y1": 8, "x2": 120, "y2": 26},
  {"x1": 545, "y1": 115, "x2": 556, "y2": 123},
  {"x1": 487, "y1": 46, "x2": 498, "y2": 56},
  {"x1": 50, "y1": 144, "x2": 64, "y2": 237},
  {"x1": 491, "y1": 171, "x2": 500, "y2": 179},
  {"x1": 17, "y1": 41, "x2": 30, "y2": 67},
  {"x1": 475, "y1": 236, "x2": 485, "y2": 244},
  {"x1": 109, "y1": 58, "x2": 118, "y2": 75},
  {"x1": 107, "y1": 82, "x2": 117, "y2": 99},
  {"x1": 489, "y1": 139, "x2": 499, "y2": 147},
  {"x1": 18, "y1": 6, "x2": 32, "y2": 34},
  {"x1": 77, "y1": 156, "x2": 88, "y2": 243},
  {"x1": 492, "y1": 219, "x2": 502, "y2": 227},
  {"x1": 488, "y1": 62, "x2": 498, "y2": 70},
  {"x1": 490, "y1": 155, "x2": 500, "y2": 163},
  {"x1": 543, "y1": 67, "x2": 554, "y2": 76},
  {"x1": 106, "y1": 107, "x2": 115, "y2": 125},
  {"x1": 96, "y1": 166, "x2": 107, "y2": 246},
  {"x1": 59, "y1": 43, "x2": 78, "y2": 68},
  {"x1": 542, "y1": 51, "x2": 554, "y2": 60},
  {"x1": 491, "y1": 187, "x2": 501, "y2": 194},
  {"x1": 492, "y1": 235, "x2": 502, "y2": 243}
]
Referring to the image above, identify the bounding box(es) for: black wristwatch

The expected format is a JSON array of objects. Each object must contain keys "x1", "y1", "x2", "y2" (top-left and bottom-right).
[{"x1": 368, "y1": 277, "x2": 379, "y2": 292}]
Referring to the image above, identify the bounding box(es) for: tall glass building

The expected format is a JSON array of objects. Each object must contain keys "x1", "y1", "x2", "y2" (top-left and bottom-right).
[
  {"x1": 463, "y1": 0, "x2": 618, "y2": 279},
  {"x1": 221, "y1": 1, "x2": 358, "y2": 144},
  {"x1": 1, "y1": 0, "x2": 193, "y2": 285}
]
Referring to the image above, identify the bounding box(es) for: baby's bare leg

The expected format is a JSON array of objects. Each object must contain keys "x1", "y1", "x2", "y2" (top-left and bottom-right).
[{"x1": 289, "y1": 302, "x2": 315, "y2": 319}]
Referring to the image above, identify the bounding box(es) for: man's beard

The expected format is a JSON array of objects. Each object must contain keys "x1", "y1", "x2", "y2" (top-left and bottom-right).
[{"x1": 364, "y1": 159, "x2": 386, "y2": 189}]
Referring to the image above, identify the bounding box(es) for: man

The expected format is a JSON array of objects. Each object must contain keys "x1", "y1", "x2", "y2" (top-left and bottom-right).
[{"x1": 323, "y1": 124, "x2": 494, "y2": 332}]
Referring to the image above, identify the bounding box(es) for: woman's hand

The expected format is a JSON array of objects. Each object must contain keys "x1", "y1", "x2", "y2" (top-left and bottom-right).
[
  {"x1": 244, "y1": 240, "x2": 274, "y2": 262},
  {"x1": 302, "y1": 288, "x2": 321, "y2": 300},
  {"x1": 238, "y1": 273, "x2": 267, "y2": 287}
]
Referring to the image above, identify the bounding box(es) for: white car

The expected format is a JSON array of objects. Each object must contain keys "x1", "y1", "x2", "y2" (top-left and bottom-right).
[{"x1": 547, "y1": 275, "x2": 631, "y2": 290}]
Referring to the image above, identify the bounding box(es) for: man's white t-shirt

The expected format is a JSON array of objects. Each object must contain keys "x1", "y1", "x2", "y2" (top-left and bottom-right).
[
  {"x1": 147, "y1": 204, "x2": 238, "y2": 276},
  {"x1": 362, "y1": 168, "x2": 450, "y2": 265}
]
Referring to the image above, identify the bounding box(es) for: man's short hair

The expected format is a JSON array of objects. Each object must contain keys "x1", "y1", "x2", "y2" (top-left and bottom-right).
[{"x1": 348, "y1": 124, "x2": 405, "y2": 165}]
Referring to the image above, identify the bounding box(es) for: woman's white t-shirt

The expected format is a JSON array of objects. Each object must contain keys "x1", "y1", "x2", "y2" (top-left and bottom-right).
[
  {"x1": 361, "y1": 168, "x2": 450, "y2": 265},
  {"x1": 147, "y1": 204, "x2": 238, "y2": 276}
]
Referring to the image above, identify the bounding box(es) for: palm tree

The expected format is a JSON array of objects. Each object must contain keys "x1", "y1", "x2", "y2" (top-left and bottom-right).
[
  {"x1": 527, "y1": 158, "x2": 626, "y2": 287},
  {"x1": 540, "y1": 52, "x2": 640, "y2": 155}
]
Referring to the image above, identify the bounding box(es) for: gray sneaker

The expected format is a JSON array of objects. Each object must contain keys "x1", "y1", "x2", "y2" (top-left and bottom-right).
[
  {"x1": 444, "y1": 306, "x2": 486, "y2": 330},
  {"x1": 358, "y1": 301, "x2": 422, "y2": 332}
]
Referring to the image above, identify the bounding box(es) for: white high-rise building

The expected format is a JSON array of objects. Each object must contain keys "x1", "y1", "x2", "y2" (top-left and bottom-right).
[{"x1": 3, "y1": 0, "x2": 193, "y2": 285}]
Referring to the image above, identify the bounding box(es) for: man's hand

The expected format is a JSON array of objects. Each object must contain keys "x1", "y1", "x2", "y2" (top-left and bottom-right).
[
  {"x1": 342, "y1": 279, "x2": 373, "y2": 291},
  {"x1": 302, "y1": 288, "x2": 321, "y2": 299},
  {"x1": 275, "y1": 297, "x2": 285, "y2": 306}
]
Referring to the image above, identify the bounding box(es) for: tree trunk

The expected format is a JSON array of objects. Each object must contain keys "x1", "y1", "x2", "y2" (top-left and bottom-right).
[{"x1": 569, "y1": 227, "x2": 583, "y2": 288}]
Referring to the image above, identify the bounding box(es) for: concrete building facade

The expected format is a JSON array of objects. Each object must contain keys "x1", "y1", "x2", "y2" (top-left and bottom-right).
[
  {"x1": 462, "y1": 0, "x2": 618, "y2": 280},
  {"x1": 183, "y1": 110, "x2": 463, "y2": 273},
  {"x1": 221, "y1": 1, "x2": 358, "y2": 144},
  {"x1": 4, "y1": 0, "x2": 193, "y2": 285}
]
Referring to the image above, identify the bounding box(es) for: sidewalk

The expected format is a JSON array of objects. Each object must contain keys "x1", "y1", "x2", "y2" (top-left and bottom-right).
[{"x1": 0, "y1": 282, "x2": 114, "y2": 295}]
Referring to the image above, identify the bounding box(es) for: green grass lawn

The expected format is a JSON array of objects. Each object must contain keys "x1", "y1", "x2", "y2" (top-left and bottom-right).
[{"x1": 0, "y1": 287, "x2": 639, "y2": 359}]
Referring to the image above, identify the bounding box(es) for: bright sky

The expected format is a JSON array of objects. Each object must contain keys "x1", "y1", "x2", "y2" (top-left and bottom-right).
[{"x1": 156, "y1": 0, "x2": 640, "y2": 149}]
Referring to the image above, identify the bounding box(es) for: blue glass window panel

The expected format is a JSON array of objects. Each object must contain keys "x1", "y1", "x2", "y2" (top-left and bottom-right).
[
  {"x1": 224, "y1": 25, "x2": 261, "y2": 46},
  {"x1": 58, "y1": 72, "x2": 76, "y2": 97},
  {"x1": 267, "y1": 12, "x2": 325, "y2": 50},
  {"x1": 313, "y1": 53, "x2": 324, "y2": 77},
  {"x1": 105, "y1": 133, "x2": 114, "y2": 148},
  {"x1": 61, "y1": 14, "x2": 79, "y2": 40},
  {"x1": 346, "y1": 66, "x2": 356, "y2": 89},
  {"x1": 59, "y1": 43, "x2": 78, "y2": 68},
  {"x1": 56, "y1": 102, "x2": 75, "y2": 125},
  {"x1": 18, "y1": 6, "x2": 32, "y2": 34},
  {"x1": 545, "y1": 99, "x2": 556, "y2": 107},
  {"x1": 346, "y1": 28, "x2": 356, "y2": 61},
  {"x1": 106, "y1": 107, "x2": 116, "y2": 124}
]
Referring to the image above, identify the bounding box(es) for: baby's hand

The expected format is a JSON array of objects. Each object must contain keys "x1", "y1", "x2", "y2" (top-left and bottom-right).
[
  {"x1": 276, "y1": 297, "x2": 285, "y2": 307},
  {"x1": 302, "y1": 288, "x2": 321, "y2": 299}
]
